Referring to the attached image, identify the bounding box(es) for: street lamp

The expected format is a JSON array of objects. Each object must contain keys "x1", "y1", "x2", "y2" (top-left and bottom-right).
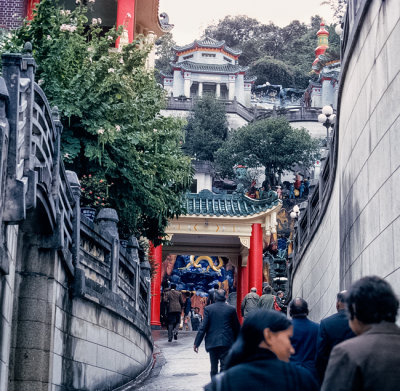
[
  {"x1": 318, "y1": 105, "x2": 336, "y2": 145},
  {"x1": 290, "y1": 204, "x2": 300, "y2": 219}
]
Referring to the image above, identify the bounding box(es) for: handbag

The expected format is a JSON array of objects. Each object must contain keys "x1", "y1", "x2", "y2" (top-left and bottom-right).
[{"x1": 273, "y1": 296, "x2": 282, "y2": 311}]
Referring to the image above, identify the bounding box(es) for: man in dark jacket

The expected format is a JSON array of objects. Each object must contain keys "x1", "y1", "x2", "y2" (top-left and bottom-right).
[
  {"x1": 315, "y1": 291, "x2": 355, "y2": 382},
  {"x1": 194, "y1": 289, "x2": 240, "y2": 378},
  {"x1": 163, "y1": 283, "x2": 184, "y2": 342},
  {"x1": 322, "y1": 276, "x2": 400, "y2": 391},
  {"x1": 289, "y1": 297, "x2": 319, "y2": 378}
]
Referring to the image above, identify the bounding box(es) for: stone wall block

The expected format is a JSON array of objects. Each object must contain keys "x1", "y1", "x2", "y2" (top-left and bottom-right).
[
  {"x1": 13, "y1": 347, "x2": 50, "y2": 382},
  {"x1": 18, "y1": 298, "x2": 48, "y2": 323},
  {"x1": 86, "y1": 323, "x2": 108, "y2": 347},
  {"x1": 72, "y1": 339, "x2": 97, "y2": 366},
  {"x1": 70, "y1": 317, "x2": 87, "y2": 340}
]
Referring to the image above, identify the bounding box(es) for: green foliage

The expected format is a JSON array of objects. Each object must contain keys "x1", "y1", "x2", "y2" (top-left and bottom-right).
[
  {"x1": 154, "y1": 32, "x2": 176, "y2": 84},
  {"x1": 215, "y1": 118, "x2": 320, "y2": 183},
  {"x1": 2, "y1": 0, "x2": 193, "y2": 242},
  {"x1": 183, "y1": 95, "x2": 229, "y2": 162},
  {"x1": 80, "y1": 174, "x2": 112, "y2": 209}
]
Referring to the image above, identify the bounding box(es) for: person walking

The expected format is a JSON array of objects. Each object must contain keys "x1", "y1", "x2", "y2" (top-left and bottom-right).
[
  {"x1": 257, "y1": 285, "x2": 275, "y2": 310},
  {"x1": 321, "y1": 276, "x2": 400, "y2": 391},
  {"x1": 194, "y1": 289, "x2": 240, "y2": 378},
  {"x1": 164, "y1": 283, "x2": 184, "y2": 342},
  {"x1": 206, "y1": 284, "x2": 219, "y2": 306},
  {"x1": 289, "y1": 297, "x2": 319, "y2": 378},
  {"x1": 204, "y1": 310, "x2": 318, "y2": 391},
  {"x1": 315, "y1": 291, "x2": 355, "y2": 383},
  {"x1": 183, "y1": 291, "x2": 192, "y2": 331},
  {"x1": 241, "y1": 287, "x2": 259, "y2": 319}
]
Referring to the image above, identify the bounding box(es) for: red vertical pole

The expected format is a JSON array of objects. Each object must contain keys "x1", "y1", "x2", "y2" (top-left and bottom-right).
[
  {"x1": 248, "y1": 223, "x2": 263, "y2": 296},
  {"x1": 150, "y1": 242, "x2": 162, "y2": 328},
  {"x1": 236, "y1": 257, "x2": 242, "y2": 322},
  {"x1": 116, "y1": 0, "x2": 135, "y2": 48},
  {"x1": 238, "y1": 261, "x2": 249, "y2": 324},
  {"x1": 27, "y1": 0, "x2": 40, "y2": 20}
]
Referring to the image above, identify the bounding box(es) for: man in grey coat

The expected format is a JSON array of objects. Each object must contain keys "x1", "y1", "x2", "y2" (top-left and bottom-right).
[
  {"x1": 241, "y1": 287, "x2": 259, "y2": 318},
  {"x1": 322, "y1": 276, "x2": 400, "y2": 391}
]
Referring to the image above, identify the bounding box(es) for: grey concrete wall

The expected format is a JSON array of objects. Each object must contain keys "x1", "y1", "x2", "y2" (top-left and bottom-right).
[
  {"x1": 339, "y1": 0, "x2": 400, "y2": 291},
  {"x1": 0, "y1": 226, "x2": 19, "y2": 391},
  {"x1": 292, "y1": 0, "x2": 400, "y2": 320}
]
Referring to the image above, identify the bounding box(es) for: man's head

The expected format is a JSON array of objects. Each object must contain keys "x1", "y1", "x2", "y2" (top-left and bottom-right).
[
  {"x1": 277, "y1": 291, "x2": 284, "y2": 298},
  {"x1": 185, "y1": 291, "x2": 191, "y2": 298},
  {"x1": 213, "y1": 284, "x2": 219, "y2": 290},
  {"x1": 263, "y1": 285, "x2": 272, "y2": 294},
  {"x1": 194, "y1": 307, "x2": 200, "y2": 314},
  {"x1": 289, "y1": 297, "x2": 309, "y2": 318},
  {"x1": 346, "y1": 276, "x2": 399, "y2": 334},
  {"x1": 215, "y1": 289, "x2": 226, "y2": 302},
  {"x1": 250, "y1": 287, "x2": 257, "y2": 293},
  {"x1": 170, "y1": 283, "x2": 177, "y2": 290},
  {"x1": 336, "y1": 290, "x2": 347, "y2": 311}
]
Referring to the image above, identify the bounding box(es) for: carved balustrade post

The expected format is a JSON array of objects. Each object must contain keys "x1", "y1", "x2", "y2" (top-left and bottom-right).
[
  {"x1": 95, "y1": 208, "x2": 119, "y2": 293},
  {"x1": 126, "y1": 235, "x2": 140, "y2": 311}
]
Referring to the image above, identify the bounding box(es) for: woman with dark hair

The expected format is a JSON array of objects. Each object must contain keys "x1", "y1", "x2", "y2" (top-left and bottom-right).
[{"x1": 204, "y1": 310, "x2": 318, "y2": 391}]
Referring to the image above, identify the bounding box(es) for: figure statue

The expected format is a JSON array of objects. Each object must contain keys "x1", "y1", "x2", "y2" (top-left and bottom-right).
[
  {"x1": 289, "y1": 183, "x2": 295, "y2": 199},
  {"x1": 299, "y1": 182, "x2": 305, "y2": 198}
]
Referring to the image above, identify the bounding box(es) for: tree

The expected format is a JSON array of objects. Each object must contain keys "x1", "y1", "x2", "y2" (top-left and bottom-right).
[
  {"x1": 215, "y1": 118, "x2": 320, "y2": 186},
  {"x1": 183, "y1": 95, "x2": 229, "y2": 162},
  {"x1": 2, "y1": 0, "x2": 192, "y2": 242},
  {"x1": 154, "y1": 32, "x2": 176, "y2": 84}
]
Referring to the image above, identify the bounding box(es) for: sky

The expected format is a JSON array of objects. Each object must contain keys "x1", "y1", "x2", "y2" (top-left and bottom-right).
[{"x1": 159, "y1": 0, "x2": 335, "y2": 45}]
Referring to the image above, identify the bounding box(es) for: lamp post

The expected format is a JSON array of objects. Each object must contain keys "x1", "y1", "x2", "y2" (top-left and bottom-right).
[
  {"x1": 318, "y1": 105, "x2": 336, "y2": 146},
  {"x1": 290, "y1": 204, "x2": 300, "y2": 220}
]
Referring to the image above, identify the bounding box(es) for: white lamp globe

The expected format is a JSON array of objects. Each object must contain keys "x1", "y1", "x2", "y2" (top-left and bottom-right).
[
  {"x1": 322, "y1": 105, "x2": 334, "y2": 116},
  {"x1": 293, "y1": 205, "x2": 300, "y2": 213},
  {"x1": 318, "y1": 113, "x2": 327, "y2": 123},
  {"x1": 330, "y1": 114, "x2": 337, "y2": 123},
  {"x1": 290, "y1": 212, "x2": 297, "y2": 219},
  {"x1": 335, "y1": 24, "x2": 343, "y2": 36}
]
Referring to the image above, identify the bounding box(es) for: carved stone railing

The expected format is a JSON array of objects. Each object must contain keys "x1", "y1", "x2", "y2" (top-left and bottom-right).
[
  {"x1": 289, "y1": 0, "x2": 373, "y2": 290},
  {"x1": 0, "y1": 45, "x2": 151, "y2": 323},
  {"x1": 164, "y1": 96, "x2": 319, "y2": 123}
]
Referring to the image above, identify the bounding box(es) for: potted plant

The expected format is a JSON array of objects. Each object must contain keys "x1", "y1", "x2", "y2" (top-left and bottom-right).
[{"x1": 80, "y1": 174, "x2": 112, "y2": 221}]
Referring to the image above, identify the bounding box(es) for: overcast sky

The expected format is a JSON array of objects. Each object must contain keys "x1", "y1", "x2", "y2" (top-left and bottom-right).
[{"x1": 159, "y1": 0, "x2": 335, "y2": 45}]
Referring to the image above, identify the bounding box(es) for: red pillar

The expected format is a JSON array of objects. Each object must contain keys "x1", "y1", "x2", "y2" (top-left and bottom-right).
[
  {"x1": 116, "y1": 0, "x2": 135, "y2": 47},
  {"x1": 150, "y1": 242, "x2": 162, "y2": 328},
  {"x1": 237, "y1": 259, "x2": 249, "y2": 324},
  {"x1": 26, "y1": 0, "x2": 40, "y2": 20},
  {"x1": 248, "y1": 223, "x2": 263, "y2": 296}
]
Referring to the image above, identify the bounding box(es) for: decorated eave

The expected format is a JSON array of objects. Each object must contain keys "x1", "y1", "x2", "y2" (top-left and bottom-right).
[
  {"x1": 160, "y1": 71, "x2": 173, "y2": 78},
  {"x1": 183, "y1": 190, "x2": 280, "y2": 218},
  {"x1": 172, "y1": 61, "x2": 249, "y2": 75},
  {"x1": 135, "y1": 0, "x2": 173, "y2": 37},
  {"x1": 173, "y1": 37, "x2": 242, "y2": 58}
]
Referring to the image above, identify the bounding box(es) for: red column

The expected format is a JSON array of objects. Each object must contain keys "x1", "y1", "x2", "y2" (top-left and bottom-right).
[
  {"x1": 116, "y1": 0, "x2": 135, "y2": 47},
  {"x1": 248, "y1": 223, "x2": 263, "y2": 296},
  {"x1": 26, "y1": 0, "x2": 40, "y2": 20},
  {"x1": 238, "y1": 259, "x2": 249, "y2": 324},
  {"x1": 150, "y1": 242, "x2": 162, "y2": 328}
]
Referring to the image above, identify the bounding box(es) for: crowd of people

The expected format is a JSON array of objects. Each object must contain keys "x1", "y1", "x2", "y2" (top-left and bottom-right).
[{"x1": 188, "y1": 276, "x2": 400, "y2": 391}]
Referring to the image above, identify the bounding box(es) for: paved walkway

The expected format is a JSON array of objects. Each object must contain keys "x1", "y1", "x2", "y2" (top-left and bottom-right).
[{"x1": 133, "y1": 330, "x2": 210, "y2": 391}]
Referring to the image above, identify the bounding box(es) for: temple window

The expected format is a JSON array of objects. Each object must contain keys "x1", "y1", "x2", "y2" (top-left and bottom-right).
[
  {"x1": 224, "y1": 56, "x2": 232, "y2": 63},
  {"x1": 183, "y1": 54, "x2": 194, "y2": 60},
  {"x1": 202, "y1": 53, "x2": 216, "y2": 57}
]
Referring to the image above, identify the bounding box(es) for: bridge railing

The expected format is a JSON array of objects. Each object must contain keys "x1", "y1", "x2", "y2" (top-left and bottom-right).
[{"x1": 0, "y1": 46, "x2": 151, "y2": 324}]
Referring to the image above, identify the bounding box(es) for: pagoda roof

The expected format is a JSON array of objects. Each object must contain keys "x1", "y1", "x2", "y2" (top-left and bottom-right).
[
  {"x1": 183, "y1": 190, "x2": 280, "y2": 217},
  {"x1": 172, "y1": 61, "x2": 249, "y2": 74},
  {"x1": 173, "y1": 37, "x2": 242, "y2": 56},
  {"x1": 244, "y1": 75, "x2": 257, "y2": 82}
]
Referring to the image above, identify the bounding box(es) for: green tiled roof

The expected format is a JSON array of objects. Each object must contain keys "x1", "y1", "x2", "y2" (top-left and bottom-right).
[
  {"x1": 173, "y1": 37, "x2": 242, "y2": 56},
  {"x1": 172, "y1": 61, "x2": 248, "y2": 74},
  {"x1": 184, "y1": 190, "x2": 280, "y2": 217}
]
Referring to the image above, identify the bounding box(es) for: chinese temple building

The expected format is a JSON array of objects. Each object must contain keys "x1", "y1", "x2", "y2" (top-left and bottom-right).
[
  {"x1": 162, "y1": 37, "x2": 256, "y2": 107},
  {"x1": 3, "y1": 0, "x2": 172, "y2": 67},
  {"x1": 150, "y1": 189, "x2": 282, "y2": 326}
]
